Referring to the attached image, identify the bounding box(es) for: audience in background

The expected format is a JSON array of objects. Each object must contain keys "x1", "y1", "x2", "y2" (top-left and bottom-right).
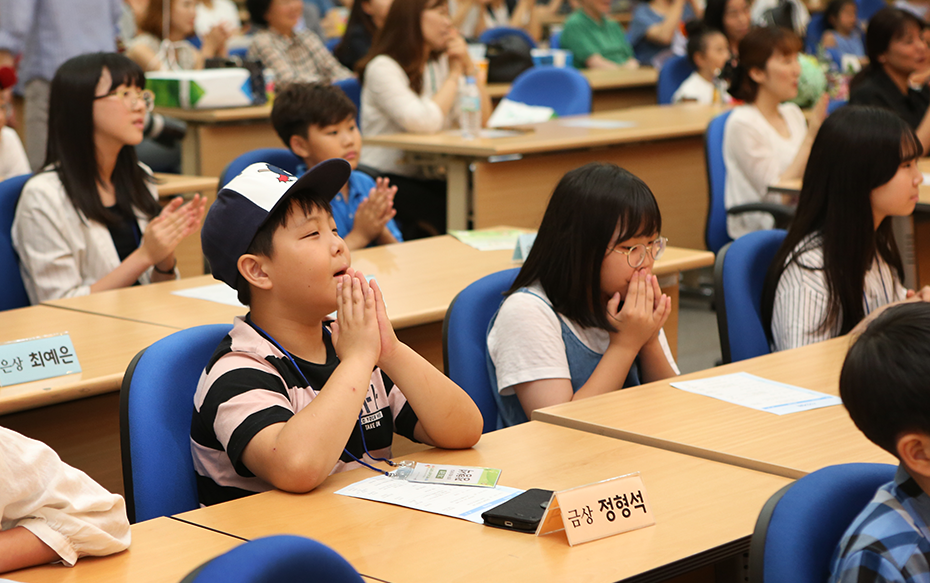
[
  {"x1": 196, "y1": 0, "x2": 243, "y2": 37},
  {"x1": 821, "y1": 0, "x2": 866, "y2": 60},
  {"x1": 724, "y1": 26, "x2": 827, "y2": 240},
  {"x1": 703, "y1": 0, "x2": 751, "y2": 65},
  {"x1": 627, "y1": 0, "x2": 700, "y2": 69},
  {"x1": 673, "y1": 22, "x2": 732, "y2": 103},
  {"x1": 128, "y1": 0, "x2": 230, "y2": 71},
  {"x1": 449, "y1": 0, "x2": 539, "y2": 41},
  {"x1": 358, "y1": 0, "x2": 490, "y2": 239},
  {"x1": 560, "y1": 0, "x2": 638, "y2": 69},
  {"x1": 334, "y1": 0, "x2": 395, "y2": 70}
]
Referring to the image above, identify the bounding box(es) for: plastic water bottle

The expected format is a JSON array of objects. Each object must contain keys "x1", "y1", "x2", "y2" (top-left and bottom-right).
[{"x1": 459, "y1": 76, "x2": 481, "y2": 140}]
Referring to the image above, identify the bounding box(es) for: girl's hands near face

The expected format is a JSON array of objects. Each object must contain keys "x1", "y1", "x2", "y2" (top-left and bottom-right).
[{"x1": 606, "y1": 271, "x2": 671, "y2": 351}]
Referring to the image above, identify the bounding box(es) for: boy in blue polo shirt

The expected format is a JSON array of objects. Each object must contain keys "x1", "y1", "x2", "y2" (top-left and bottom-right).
[
  {"x1": 271, "y1": 82, "x2": 402, "y2": 250},
  {"x1": 829, "y1": 302, "x2": 930, "y2": 583}
]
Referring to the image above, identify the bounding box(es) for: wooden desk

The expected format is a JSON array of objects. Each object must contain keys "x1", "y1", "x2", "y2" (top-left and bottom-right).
[
  {"x1": 0, "y1": 306, "x2": 175, "y2": 494},
  {"x1": 534, "y1": 337, "x2": 896, "y2": 480},
  {"x1": 487, "y1": 68, "x2": 659, "y2": 111},
  {"x1": 771, "y1": 159, "x2": 930, "y2": 289},
  {"x1": 44, "y1": 236, "x2": 714, "y2": 362},
  {"x1": 8, "y1": 517, "x2": 242, "y2": 583},
  {"x1": 175, "y1": 422, "x2": 792, "y2": 583},
  {"x1": 154, "y1": 173, "x2": 219, "y2": 278},
  {"x1": 364, "y1": 103, "x2": 727, "y2": 249},
  {"x1": 155, "y1": 104, "x2": 280, "y2": 178}
]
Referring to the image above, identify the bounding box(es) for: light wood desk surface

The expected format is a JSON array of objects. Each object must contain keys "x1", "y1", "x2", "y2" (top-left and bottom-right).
[
  {"x1": 153, "y1": 172, "x2": 219, "y2": 196},
  {"x1": 364, "y1": 103, "x2": 727, "y2": 248},
  {"x1": 8, "y1": 517, "x2": 242, "y2": 583},
  {"x1": 154, "y1": 103, "x2": 272, "y2": 123},
  {"x1": 534, "y1": 337, "x2": 896, "y2": 480},
  {"x1": 176, "y1": 421, "x2": 792, "y2": 583},
  {"x1": 486, "y1": 67, "x2": 659, "y2": 111},
  {"x1": 0, "y1": 306, "x2": 174, "y2": 416}
]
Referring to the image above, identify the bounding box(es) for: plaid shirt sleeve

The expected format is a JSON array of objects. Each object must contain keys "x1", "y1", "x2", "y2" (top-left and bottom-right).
[
  {"x1": 248, "y1": 30, "x2": 352, "y2": 86},
  {"x1": 832, "y1": 549, "x2": 912, "y2": 583}
]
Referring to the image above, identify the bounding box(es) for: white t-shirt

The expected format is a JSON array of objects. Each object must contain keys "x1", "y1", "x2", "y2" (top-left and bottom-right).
[
  {"x1": 771, "y1": 234, "x2": 907, "y2": 351},
  {"x1": 672, "y1": 71, "x2": 732, "y2": 105},
  {"x1": 0, "y1": 426, "x2": 130, "y2": 567},
  {"x1": 723, "y1": 103, "x2": 807, "y2": 239},
  {"x1": 195, "y1": 0, "x2": 242, "y2": 37},
  {"x1": 360, "y1": 54, "x2": 457, "y2": 177},
  {"x1": 487, "y1": 284, "x2": 679, "y2": 396},
  {"x1": 0, "y1": 127, "x2": 30, "y2": 181}
]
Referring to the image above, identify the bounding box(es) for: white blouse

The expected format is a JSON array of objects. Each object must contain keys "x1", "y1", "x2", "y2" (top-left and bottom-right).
[
  {"x1": 1, "y1": 426, "x2": 130, "y2": 567},
  {"x1": 723, "y1": 103, "x2": 807, "y2": 239},
  {"x1": 360, "y1": 54, "x2": 457, "y2": 178}
]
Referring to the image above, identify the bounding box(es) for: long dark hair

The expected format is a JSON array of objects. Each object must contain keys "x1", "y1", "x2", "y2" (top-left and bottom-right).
[
  {"x1": 506, "y1": 163, "x2": 662, "y2": 332},
  {"x1": 45, "y1": 52, "x2": 159, "y2": 226},
  {"x1": 704, "y1": 0, "x2": 729, "y2": 40},
  {"x1": 761, "y1": 106, "x2": 919, "y2": 337},
  {"x1": 335, "y1": 0, "x2": 377, "y2": 65},
  {"x1": 851, "y1": 7, "x2": 924, "y2": 89},
  {"x1": 357, "y1": 0, "x2": 443, "y2": 92}
]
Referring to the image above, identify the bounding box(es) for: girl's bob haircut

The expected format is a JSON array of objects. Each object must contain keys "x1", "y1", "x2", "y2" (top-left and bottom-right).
[{"x1": 506, "y1": 162, "x2": 662, "y2": 331}]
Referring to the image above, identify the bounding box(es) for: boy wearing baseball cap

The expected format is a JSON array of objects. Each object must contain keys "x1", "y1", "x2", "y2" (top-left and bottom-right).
[{"x1": 191, "y1": 160, "x2": 482, "y2": 505}]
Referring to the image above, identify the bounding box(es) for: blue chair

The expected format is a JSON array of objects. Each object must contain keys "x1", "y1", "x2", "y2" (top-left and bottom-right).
[
  {"x1": 506, "y1": 66, "x2": 592, "y2": 116},
  {"x1": 549, "y1": 30, "x2": 561, "y2": 49},
  {"x1": 0, "y1": 174, "x2": 32, "y2": 312},
  {"x1": 333, "y1": 77, "x2": 362, "y2": 128},
  {"x1": 749, "y1": 463, "x2": 896, "y2": 583},
  {"x1": 804, "y1": 12, "x2": 827, "y2": 54},
  {"x1": 657, "y1": 54, "x2": 694, "y2": 104},
  {"x1": 479, "y1": 26, "x2": 537, "y2": 49},
  {"x1": 120, "y1": 324, "x2": 233, "y2": 523},
  {"x1": 443, "y1": 268, "x2": 520, "y2": 433},
  {"x1": 220, "y1": 148, "x2": 304, "y2": 188},
  {"x1": 704, "y1": 111, "x2": 795, "y2": 255},
  {"x1": 325, "y1": 37, "x2": 342, "y2": 52},
  {"x1": 827, "y1": 98, "x2": 847, "y2": 114},
  {"x1": 714, "y1": 229, "x2": 786, "y2": 363},
  {"x1": 181, "y1": 535, "x2": 363, "y2": 583},
  {"x1": 857, "y1": 0, "x2": 885, "y2": 22}
]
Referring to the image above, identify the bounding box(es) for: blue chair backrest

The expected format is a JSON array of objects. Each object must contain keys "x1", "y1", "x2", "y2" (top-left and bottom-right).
[
  {"x1": 325, "y1": 37, "x2": 341, "y2": 52},
  {"x1": 804, "y1": 12, "x2": 827, "y2": 54},
  {"x1": 506, "y1": 66, "x2": 592, "y2": 116},
  {"x1": 749, "y1": 463, "x2": 896, "y2": 583},
  {"x1": 657, "y1": 54, "x2": 694, "y2": 104},
  {"x1": 705, "y1": 109, "x2": 733, "y2": 254},
  {"x1": 857, "y1": 0, "x2": 885, "y2": 22},
  {"x1": 182, "y1": 535, "x2": 364, "y2": 583},
  {"x1": 479, "y1": 26, "x2": 537, "y2": 48},
  {"x1": 333, "y1": 77, "x2": 362, "y2": 128},
  {"x1": 443, "y1": 268, "x2": 520, "y2": 433},
  {"x1": 0, "y1": 174, "x2": 32, "y2": 312},
  {"x1": 549, "y1": 30, "x2": 561, "y2": 49},
  {"x1": 714, "y1": 229, "x2": 787, "y2": 364},
  {"x1": 120, "y1": 324, "x2": 233, "y2": 523},
  {"x1": 220, "y1": 148, "x2": 304, "y2": 188}
]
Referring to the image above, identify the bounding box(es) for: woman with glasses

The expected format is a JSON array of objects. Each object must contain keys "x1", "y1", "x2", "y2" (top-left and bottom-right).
[
  {"x1": 12, "y1": 52, "x2": 206, "y2": 303},
  {"x1": 762, "y1": 106, "x2": 930, "y2": 352},
  {"x1": 486, "y1": 163, "x2": 679, "y2": 428}
]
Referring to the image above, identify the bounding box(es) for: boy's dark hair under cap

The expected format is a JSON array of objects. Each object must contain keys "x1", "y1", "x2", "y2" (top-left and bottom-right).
[{"x1": 201, "y1": 159, "x2": 352, "y2": 289}]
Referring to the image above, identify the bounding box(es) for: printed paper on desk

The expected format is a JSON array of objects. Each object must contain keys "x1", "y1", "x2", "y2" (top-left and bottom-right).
[
  {"x1": 670, "y1": 372, "x2": 842, "y2": 415},
  {"x1": 536, "y1": 473, "x2": 655, "y2": 546},
  {"x1": 335, "y1": 475, "x2": 522, "y2": 523},
  {"x1": 0, "y1": 333, "x2": 81, "y2": 387},
  {"x1": 172, "y1": 283, "x2": 244, "y2": 306}
]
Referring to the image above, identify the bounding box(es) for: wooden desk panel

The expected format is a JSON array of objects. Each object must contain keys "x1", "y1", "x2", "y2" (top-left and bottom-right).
[
  {"x1": 8, "y1": 517, "x2": 242, "y2": 583},
  {"x1": 534, "y1": 337, "x2": 896, "y2": 479},
  {"x1": 176, "y1": 422, "x2": 791, "y2": 583}
]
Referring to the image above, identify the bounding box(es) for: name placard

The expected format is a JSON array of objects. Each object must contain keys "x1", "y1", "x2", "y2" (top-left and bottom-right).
[
  {"x1": 536, "y1": 472, "x2": 655, "y2": 546},
  {"x1": 0, "y1": 333, "x2": 82, "y2": 387}
]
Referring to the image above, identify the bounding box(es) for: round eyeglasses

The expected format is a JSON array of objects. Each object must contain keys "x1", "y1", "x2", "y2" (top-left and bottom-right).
[
  {"x1": 610, "y1": 237, "x2": 667, "y2": 268},
  {"x1": 94, "y1": 88, "x2": 155, "y2": 113}
]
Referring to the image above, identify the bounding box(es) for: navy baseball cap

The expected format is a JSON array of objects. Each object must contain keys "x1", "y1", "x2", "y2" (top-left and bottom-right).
[{"x1": 202, "y1": 159, "x2": 352, "y2": 289}]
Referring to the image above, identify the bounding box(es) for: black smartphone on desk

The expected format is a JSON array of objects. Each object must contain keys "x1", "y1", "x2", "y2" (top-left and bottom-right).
[{"x1": 482, "y1": 488, "x2": 554, "y2": 533}]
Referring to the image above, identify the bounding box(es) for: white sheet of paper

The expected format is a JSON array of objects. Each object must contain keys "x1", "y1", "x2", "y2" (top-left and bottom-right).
[
  {"x1": 449, "y1": 229, "x2": 524, "y2": 251},
  {"x1": 559, "y1": 119, "x2": 637, "y2": 129},
  {"x1": 670, "y1": 372, "x2": 842, "y2": 415},
  {"x1": 171, "y1": 283, "x2": 244, "y2": 306},
  {"x1": 335, "y1": 475, "x2": 523, "y2": 523}
]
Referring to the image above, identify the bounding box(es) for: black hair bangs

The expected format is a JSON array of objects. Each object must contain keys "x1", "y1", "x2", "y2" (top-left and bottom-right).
[{"x1": 101, "y1": 52, "x2": 146, "y2": 92}]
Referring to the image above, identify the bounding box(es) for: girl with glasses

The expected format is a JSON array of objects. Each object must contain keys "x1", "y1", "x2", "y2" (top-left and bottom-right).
[
  {"x1": 12, "y1": 52, "x2": 206, "y2": 303},
  {"x1": 486, "y1": 162, "x2": 679, "y2": 428}
]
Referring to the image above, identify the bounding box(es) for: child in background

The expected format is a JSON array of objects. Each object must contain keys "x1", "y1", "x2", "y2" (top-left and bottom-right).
[
  {"x1": 828, "y1": 302, "x2": 930, "y2": 583},
  {"x1": 821, "y1": 0, "x2": 866, "y2": 60},
  {"x1": 672, "y1": 23, "x2": 733, "y2": 104},
  {"x1": 192, "y1": 161, "x2": 482, "y2": 505},
  {"x1": 271, "y1": 83, "x2": 402, "y2": 249},
  {"x1": 1, "y1": 426, "x2": 130, "y2": 574},
  {"x1": 486, "y1": 163, "x2": 679, "y2": 428},
  {"x1": 0, "y1": 67, "x2": 29, "y2": 182}
]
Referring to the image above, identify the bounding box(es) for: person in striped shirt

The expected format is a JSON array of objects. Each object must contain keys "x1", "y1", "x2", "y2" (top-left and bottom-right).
[{"x1": 762, "y1": 105, "x2": 930, "y2": 352}]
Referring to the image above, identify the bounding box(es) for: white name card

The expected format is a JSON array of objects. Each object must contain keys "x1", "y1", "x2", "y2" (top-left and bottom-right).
[
  {"x1": 0, "y1": 333, "x2": 81, "y2": 387},
  {"x1": 536, "y1": 472, "x2": 655, "y2": 546}
]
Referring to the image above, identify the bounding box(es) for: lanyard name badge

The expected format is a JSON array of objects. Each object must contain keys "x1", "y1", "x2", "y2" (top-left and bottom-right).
[{"x1": 249, "y1": 318, "x2": 502, "y2": 488}]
